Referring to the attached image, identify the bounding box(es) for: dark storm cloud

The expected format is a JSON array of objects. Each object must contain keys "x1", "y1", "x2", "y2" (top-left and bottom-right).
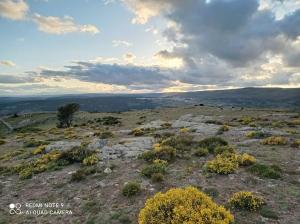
[
  {"x1": 0, "y1": 74, "x2": 36, "y2": 84},
  {"x1": 40, "y1": 62, "x2": 173, "y2": 89},
  {"x1": 162, "y1": 0, "x2": 300, "y2": 67}
]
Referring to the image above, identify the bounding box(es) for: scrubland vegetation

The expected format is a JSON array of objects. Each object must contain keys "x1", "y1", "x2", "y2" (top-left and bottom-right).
[{"x1": 0, "y1": 105, "x2": 299, "y2": 224}]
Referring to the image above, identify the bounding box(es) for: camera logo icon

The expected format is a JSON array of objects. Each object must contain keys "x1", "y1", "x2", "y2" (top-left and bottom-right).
[{"x1": 9, "y1": 203, "x2": 22, "y2": 215}]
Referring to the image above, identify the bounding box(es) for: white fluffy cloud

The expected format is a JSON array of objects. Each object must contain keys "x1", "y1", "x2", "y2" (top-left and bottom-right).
[
  {"x1": 0, "y1": 0, "x2": 28, "y2": 20},
  {"x1": 32, "y1": 14, "x2": 100, "y2": 34},
  {"x1": 0, "y1": 60, "x2": 16, "y2": 67},
  {"x1": 112, "y1": 40, "x2": 132, "y2": 47}
]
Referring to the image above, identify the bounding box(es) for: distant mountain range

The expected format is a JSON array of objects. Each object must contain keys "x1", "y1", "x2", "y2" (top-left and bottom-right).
[{"x1": 0, "y1": 88, "x2": 299, "y2": 115}]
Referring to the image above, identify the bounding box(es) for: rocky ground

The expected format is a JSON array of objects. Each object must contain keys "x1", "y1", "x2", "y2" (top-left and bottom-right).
[{"x1": 0, "y1": 105, "x2": 299, "y2": 224}]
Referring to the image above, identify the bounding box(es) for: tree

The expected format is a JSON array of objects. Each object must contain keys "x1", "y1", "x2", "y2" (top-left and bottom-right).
[{"x1": 57, "y1": 103, "x2": 80, "y2": 128}]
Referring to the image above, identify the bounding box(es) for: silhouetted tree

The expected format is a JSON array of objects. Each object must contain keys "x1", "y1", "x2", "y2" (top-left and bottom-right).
[{"x1": 57, "y1": 103, "x2": 80, "y2": 128}]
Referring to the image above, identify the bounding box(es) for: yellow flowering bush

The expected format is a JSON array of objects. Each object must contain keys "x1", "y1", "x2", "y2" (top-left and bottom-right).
[
  {"x1": 82, "y1": 154, "x2": 99, "y2": 166},
  {"x1": 153, "y1": 159, "x2": 168, "y2": 166},
  {"x1": 32, "y1": 145, "x2": 46, "y2": 155},
  {"x1": 262, "y1": 136, "x2": 287, "y2": 145},
  {"x1": 229, "y1": 191, "x2": 265, "y2": 211},
  {"x1": 180, "y1": 127, "x2": 189, "y2": 133},
  {"x1": 206, "y1": 153, "x2": 239, "y2": 174},
  {"x1": 238, "y1": 153, "x2": 256, "y2": 166},
  {"x1": 138, "y1": 186, "x2": 234, "y2": 224},
  {"x1": 239, "y1": 116, "x2": 254, "y2": 125}
]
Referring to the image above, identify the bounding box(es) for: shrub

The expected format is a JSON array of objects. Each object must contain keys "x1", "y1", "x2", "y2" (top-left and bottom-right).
[
  {"x1": 180, "y1": 127, "x2": 189, "y2": 133},
  {"x1": 198, "y1": 137, "x2": 228, "y2": 153},
  {"x1": 239, "y1": 116, "x2": 254, "y2": 125},
  {"x1": 259, "y1": 207, "x2": 279, "y2": 220},
  {"x1": 83, "y1": 154, "x2": 99, "y2": 166},
  {"x1": 247, "y1": 163, "x2": 282, "y2": 179},
  {"x1": 19, "y1": 166, "x2": 34, "y2": 180},
  {"x1": 151, "y1": 173, "x2": 164, "y2": 182},
  {"x1": 291, "y1": 139, "x2": 300, "y2": 149},
  {"x1": 217, "y1": 125, "x2": 229, "y2": 135},
  {"x1": 138, "y1": 186, "x2": 234, "y2": 224},
  {"x1": 0, "y1": 139, "x2": 6, "y2": 145},
  {"x1": 99, "y1": 131, "x2": 114, "y2": 139},
  {"x1": 238, "y1": 153, "x2": 256, "y2": 166},
  {"x1": 203, "y1": 187, "x2": 219, "y2": 198},
  {"x1": 246, "y1": 131, "x2": 268, "y2": 139},
  {"x1": 194, "y1": 147, "x2": 209, "y2": 157},
  {"x1": 139, "y1": 150, "x2": 157, "y2": 162},
  {"x1": 96, "y1": 116, "x2": 121, "y2": 125},
  {"x1": 32, "y1": 145, "x2": 46, "y2": 155},
  {"x1": 131, "y1": 128, "x2": 145, "y2": 136},
  {"x1": 262, "y1": 136, "x2": 287, "y2": 145},
  {"x1": 71, "y1": 167, "x2": 98, "y2": 182},
  {"x1": 141, "y1": 163, "x2": 166, "y2": 178},
  {"x1": 161, "y1": 122, "x2": 172, "y2": 129},
  {"x1": 206, "y1": 154, "x2": 239, "y2": 174},
  {"x1": 0, "y1": 150, "x2": 25, "y2": 161},
  {"x1": 205, "y1": 120, "x2": 223, "y2": 125},
  {"x1": 59, "y1": 146, "x2": 96, "y2": 163},
  {"x1": 229, "y1": 191, "x2": 265, "y2": 211},
  {"x1": 24, "y1": 139, "x2": 48, "y2": 148},
  {"x1": 153, "y1": 145, "x2": 176, "y2": 161},
  {"x1": 214, "y1": 145, "x2": 236, "y2": 155},
  {"x1": 122, "y1": 182, "x2": 141, "y2": 197},
  {"x1": 161, "y1": 135, "x2": 194, "y2": 152}
]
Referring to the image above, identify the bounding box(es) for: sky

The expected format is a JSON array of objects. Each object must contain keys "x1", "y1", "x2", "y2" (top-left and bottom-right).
[{"x1": 0, "y1": 0, "x2": 300, "y2": 96}]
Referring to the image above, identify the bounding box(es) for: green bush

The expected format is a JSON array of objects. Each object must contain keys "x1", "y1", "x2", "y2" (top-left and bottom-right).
[
  {"x1": 161, "y1": 135, "x2": 194, "y2": 152},
  {"x1": 198, "y1": 137, "x2": 228, "y2": 153},
  {"x1": 19, "y1": 166, "x2": 34, "y2": 180},
  {"x1": 246, "y1": 131, "x2": 268, "y2": 139},
  {"x1": 131, "y1": 128, "x2": 145, "y2": 136},
  {"x1": 217, "y1": 125, "x2": 229, "y2": 135},
  {"x1": 194, "y1": 147, "x2": 209, "y2": 157},
  {"x1": 154, "y1": 145, "x2": 176, "y2": 161},
  {"x1": 60, "y1": 146, "x2": 96, "y2": 163},
  {"x1": 99, "y1": 131, "x2": 114, "y2": 139},
  {"x1": 71, "y1": 167, "x2": 98, "y2": 182},
  {"x1": 259, "y1": 207, "x2": 279, "y2": 220},
  {"x1": 151, "y1": 173, "x2": 164, "y2": 182},
  {"x1": 83, "y1": 154, "x2": 99, "y2": 166},
  {"x1": 96, "y1": 116, "x2": 121, "y2": 125},
  {"x1": 122, "y1": 182, "x2": 141, "y2": 197},
  {"x1": 214, "y1": 145, "x2": 236, "y2": 155},
  {"x1": 141, "y1": 163, "x2": 166, "y2": 178},
  {"x1": 247, "y1": 163, "x2": 282, "y2": 179},
  {"x1": 139, "y1": 151, "x2": 157, "y2": 162}
]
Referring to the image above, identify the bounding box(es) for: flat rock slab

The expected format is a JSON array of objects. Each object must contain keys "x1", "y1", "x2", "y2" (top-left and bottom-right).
[
  {"x1": 45, "y1": 141, "x2": 81, "y2": 152},
  {"x1": 139, "y1": 120, "x2": 167, "y2": 129},
  {"x1": 172, "y1": 114, "x2": 220, "y2": 135},
  {"x1": 100, "y1": 137, "x2": 154, "y2": 160}
]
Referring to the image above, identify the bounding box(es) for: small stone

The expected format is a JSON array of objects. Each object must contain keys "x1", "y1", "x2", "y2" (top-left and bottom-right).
[{"x1": 104, "y1": 168, "x2": 112, "y2": 174}]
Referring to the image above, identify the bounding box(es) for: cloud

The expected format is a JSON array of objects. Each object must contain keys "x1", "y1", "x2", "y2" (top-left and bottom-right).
[
  {"x1": 0, "y1": 60, "x2": 16, "y2": 67},
  {"x1": 0, "y1": 0, "x2": 28, "y2": 20},
  {"x1": 122, "y1": 0, "x2": 172, "y2": 24},
  {"x1": 0, "y1": 74, "x2": 36, "y2": 83},
  {"x1": 123, "y1": 53, "x2": 136, "y2": 63},
  {"x1": 112, "y1": 40, "x2": 132, "y2": 47},
  {"x1": 38, "y1": 60, "x2": 173, "y2": 90},
  {"x1": 32, "y1": 13, "x2": 100, "y2": 34}
]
